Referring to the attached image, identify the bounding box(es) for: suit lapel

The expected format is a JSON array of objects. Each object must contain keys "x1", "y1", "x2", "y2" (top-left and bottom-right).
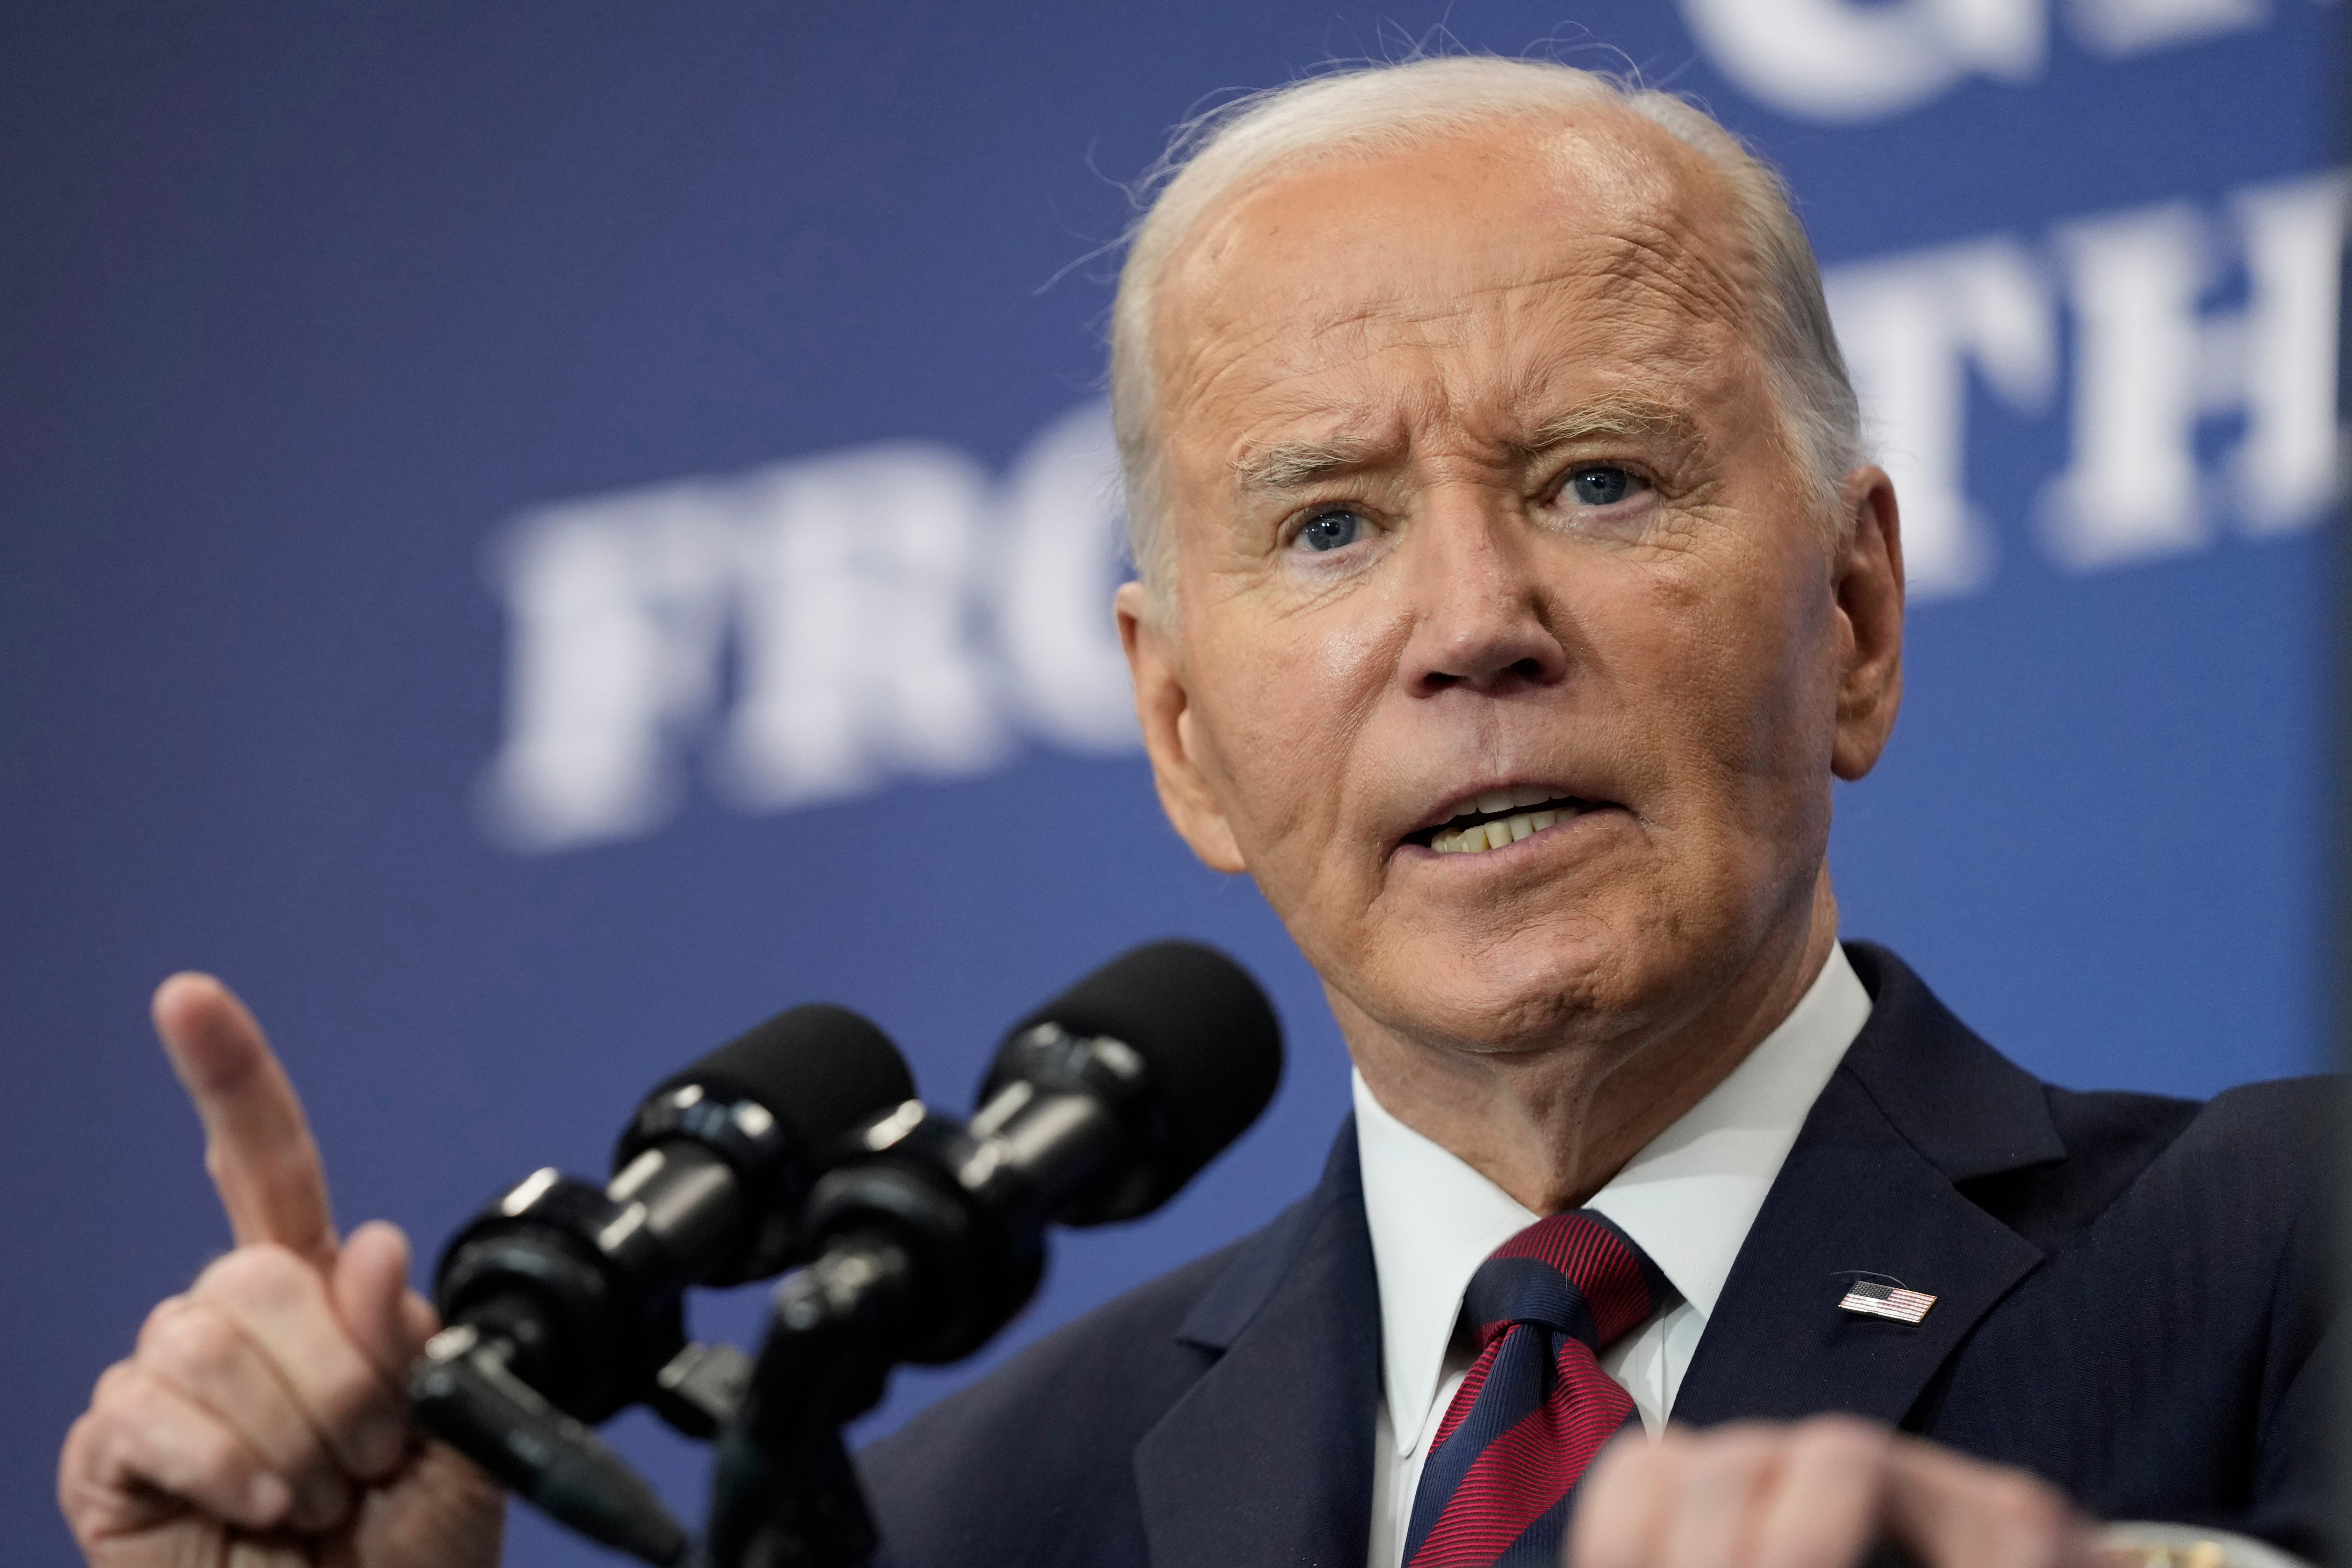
[
  {"x1": 1134, "y1": 1125, "x2": 1381, "y2": 1568},
  {"x1": 1672, "y1": 944, "x2": 2064, "y2": 1429},
  {"x1": 1126, "y1": 945, "x2": 2072, "y2": 1558}
]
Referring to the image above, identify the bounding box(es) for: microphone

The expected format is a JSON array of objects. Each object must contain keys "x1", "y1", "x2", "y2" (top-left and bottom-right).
[
  {"x1": 411, "y1": 1003, "x2": 916, "y2": 1563},
  {"x1": 978, "y1": 936, "x2": 1289, "y2": 1223},
  {"x1": 707, "y1": 941, "x2": 1283, "y2": 1568},
  {"x1": 803, "y1": 939, "x2": 1281, "y2": 1361}
]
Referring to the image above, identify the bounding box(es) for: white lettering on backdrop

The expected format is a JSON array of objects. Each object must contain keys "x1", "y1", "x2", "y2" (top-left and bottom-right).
[
  {"x1": 478, "y1": 408, "x2": 1134, "y2": 851},
  {"x1": 1825, "y1": 238, "x2": 2056, "y2": 596},
  {"x1": 1678, "y1": 0, "x2": 2272, "y2": 123},
  {"x1": 2040, "y1": 173, "x2": 2350, "y2": 569},
  {"x1": 478, "y1": 173, "x2": 2347, "y2": 853}
]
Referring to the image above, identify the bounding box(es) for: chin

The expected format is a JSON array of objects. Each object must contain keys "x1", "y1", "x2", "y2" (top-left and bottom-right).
[{"x1": 1355, "y1": 919, "x2": 1660, "y2": 1055}]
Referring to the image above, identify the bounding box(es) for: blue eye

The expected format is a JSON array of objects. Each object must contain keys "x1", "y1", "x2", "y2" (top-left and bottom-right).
[
  {"x1": 1566, "y1": 466, "x2": 1635, "y2": 506},
  {"x1": 1297, "y1": 508, "x2": 1365, "y2": 552}
]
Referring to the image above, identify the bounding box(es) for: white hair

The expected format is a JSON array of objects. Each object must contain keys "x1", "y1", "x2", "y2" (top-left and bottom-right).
[{"x1": 1108, "y1": 55, "x2": 1866, "y2": 602}]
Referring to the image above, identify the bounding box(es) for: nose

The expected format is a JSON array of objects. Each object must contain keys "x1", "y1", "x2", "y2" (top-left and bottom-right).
[{"x1": 1398, "y1": 501, "x2": 1570, "y2": 699}]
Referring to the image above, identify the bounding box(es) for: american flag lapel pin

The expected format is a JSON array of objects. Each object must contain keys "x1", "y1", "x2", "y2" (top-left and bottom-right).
[{"x1": 1837, "y1": 1279, "x2": 1937, "y2": 1324}]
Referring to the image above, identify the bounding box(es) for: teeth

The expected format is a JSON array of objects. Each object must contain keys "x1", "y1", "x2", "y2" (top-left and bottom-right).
[
  {"x1": 1432, "y1": 805, "x2": 1581, "y2": 855},
  {"x1": 1473, "y1": 785, "x2": 1565, "y2": 818}
]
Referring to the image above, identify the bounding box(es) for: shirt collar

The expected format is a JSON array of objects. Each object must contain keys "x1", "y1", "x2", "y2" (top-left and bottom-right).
[{"x1": 1354, "y1": 941, "x2": 1873, "y2": 1451}]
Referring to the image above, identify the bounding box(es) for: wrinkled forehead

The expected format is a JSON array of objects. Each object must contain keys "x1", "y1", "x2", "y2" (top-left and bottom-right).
[{"x1": 1148, "y1": 111, "x2": 1758, "y2": 462}]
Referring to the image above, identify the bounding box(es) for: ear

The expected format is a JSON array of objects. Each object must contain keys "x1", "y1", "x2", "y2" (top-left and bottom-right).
[
  {"x1": 1829, "y1": 466, "x2": 1905, "y2": 782},
  {"x1": 1116, "y1": 580, "x2": 1249, "y2": 873}
]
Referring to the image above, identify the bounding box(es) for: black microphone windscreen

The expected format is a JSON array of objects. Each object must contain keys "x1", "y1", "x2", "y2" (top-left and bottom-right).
[
  {"x1": 1004, "y1": 940, "x2": 1283, "y2": 1205},
  {"x1": 658, "y1": 1004, "x2": 915, "y2": 1165}
]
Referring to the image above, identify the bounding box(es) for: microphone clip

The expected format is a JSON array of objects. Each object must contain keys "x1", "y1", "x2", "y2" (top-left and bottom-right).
[{"x1": 410, "y1": 1322, "x2": 692, "y2": 1566}]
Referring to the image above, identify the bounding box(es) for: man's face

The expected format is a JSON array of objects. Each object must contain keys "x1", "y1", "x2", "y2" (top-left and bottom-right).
[{"x1": 1125, "y1": 113, "x2": 1900, "y2": 1060}]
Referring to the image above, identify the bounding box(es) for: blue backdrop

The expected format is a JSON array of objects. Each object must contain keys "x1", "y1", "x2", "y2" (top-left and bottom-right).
[{"x1": 3, "y1": 3, "x2": 2342, "y2": 1562}]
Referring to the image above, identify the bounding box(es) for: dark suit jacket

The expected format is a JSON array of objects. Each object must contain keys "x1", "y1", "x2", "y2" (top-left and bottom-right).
[{"x1": 859, "y1": 944, "x2": 2331, "y2": 1565}]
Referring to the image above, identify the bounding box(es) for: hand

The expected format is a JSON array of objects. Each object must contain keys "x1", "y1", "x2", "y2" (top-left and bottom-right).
[
  {"x1": 58, "y1": 974, "x2": 505, "y2": 1568},
  {"x1": 1570, "y1": 1416, "x2": 2095, "y2": 1568}
]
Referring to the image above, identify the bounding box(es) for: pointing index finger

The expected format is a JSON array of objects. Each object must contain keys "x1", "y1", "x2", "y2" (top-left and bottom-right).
[{"x1": 152, "y1": 973, "x2": 338, "y2": 1269}]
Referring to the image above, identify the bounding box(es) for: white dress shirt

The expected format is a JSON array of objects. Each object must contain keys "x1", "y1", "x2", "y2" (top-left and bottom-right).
[{"x1": 1358, "y1": 943, "x2": 1875, "y2": 1568}]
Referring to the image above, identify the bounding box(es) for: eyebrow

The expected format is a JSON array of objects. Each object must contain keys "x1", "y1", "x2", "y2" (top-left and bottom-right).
[
  {"x1": 1230, "y1": 433, "x2": 1394, "y2": 495},
  {"x1": 1512, "y1": 398, "x2": 1710, "y2": 465},
  {"x1": 1228, "y1": 397, "x2": 1708, "y2": 496}
]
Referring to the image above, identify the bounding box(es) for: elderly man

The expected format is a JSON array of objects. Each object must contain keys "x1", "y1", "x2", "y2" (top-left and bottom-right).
[{"x1": 60, "y1": 56, "x2": 2323, "y2": 1568}]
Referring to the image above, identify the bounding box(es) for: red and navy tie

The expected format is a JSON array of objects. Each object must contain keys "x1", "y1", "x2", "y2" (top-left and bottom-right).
[{"x1": 1402, "y1": 1210, "x2": 1675, "y2": 1568}]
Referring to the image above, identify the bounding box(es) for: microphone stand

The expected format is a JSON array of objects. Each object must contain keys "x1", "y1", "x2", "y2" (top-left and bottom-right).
[
  {"x1": 704, "y1": 1239, "x2": 914, "y2": 1568},
  {"x1": 704, "y1": 1093, "x2": 1071, "y2": 1568},
  {"x1": 704, "y1": 991, "x2": 1272, "y2": 1568}
]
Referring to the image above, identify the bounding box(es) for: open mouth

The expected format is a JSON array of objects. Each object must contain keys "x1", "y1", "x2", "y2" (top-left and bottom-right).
[{"x1": 1408, "y1": 787, "x2": 1614, "y2": 855}]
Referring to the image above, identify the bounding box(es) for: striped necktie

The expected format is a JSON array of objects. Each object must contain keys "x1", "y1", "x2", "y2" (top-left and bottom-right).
[{"x1": 1402, "y1": 1210, "x2": 1676, "y2": 1568}]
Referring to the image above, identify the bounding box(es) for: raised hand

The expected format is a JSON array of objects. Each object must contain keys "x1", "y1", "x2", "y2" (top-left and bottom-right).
[{"x1": 58, "y1": 974, "x2": 505, "y2": 1568}]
